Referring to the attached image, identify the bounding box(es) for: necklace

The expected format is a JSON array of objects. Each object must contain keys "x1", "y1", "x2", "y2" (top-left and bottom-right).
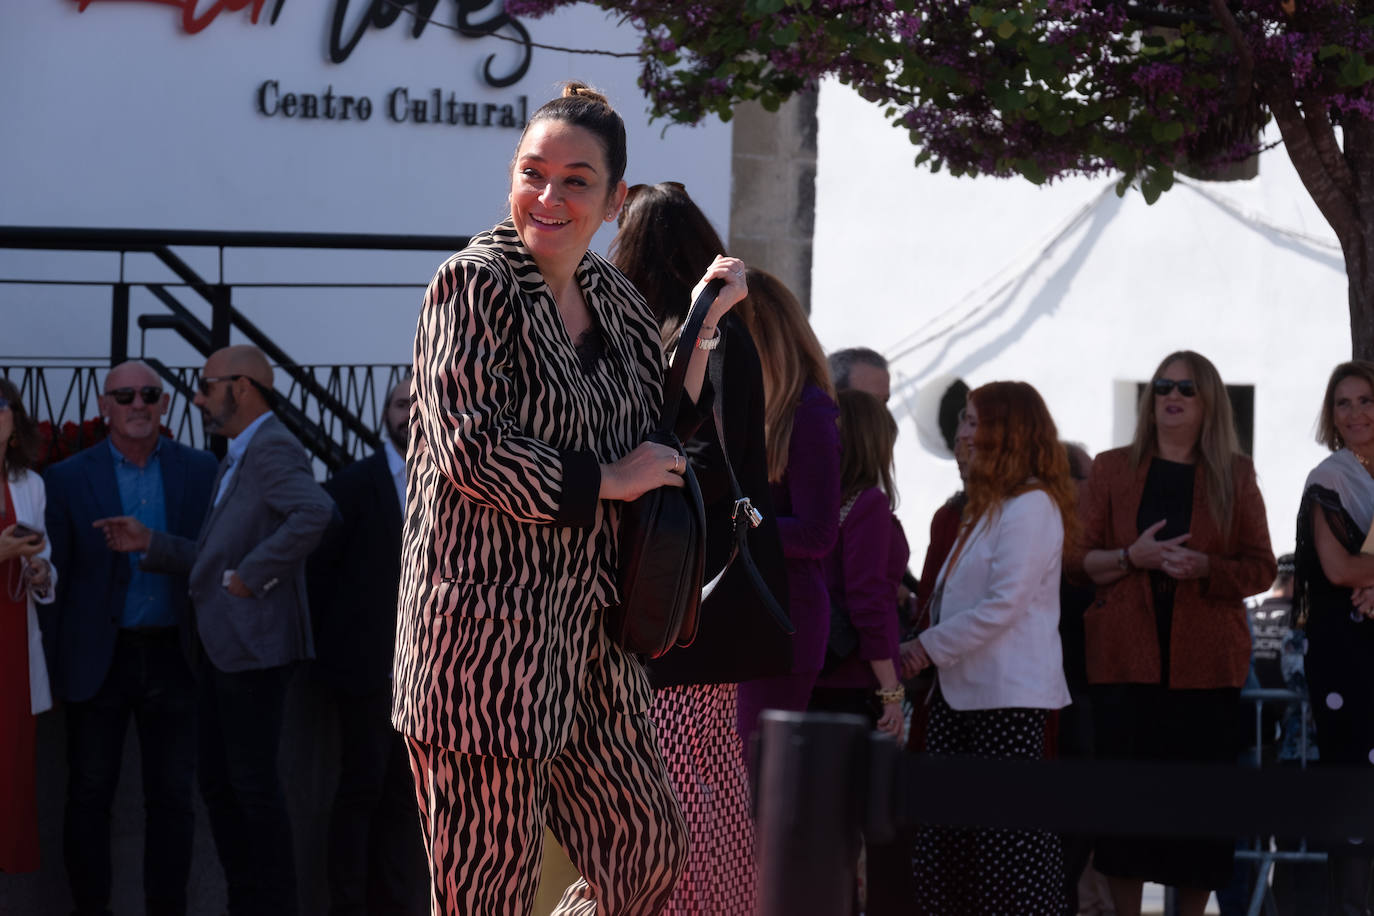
[{"x1": 1355, "y1": 450, "x2": 1374, "y2": 472}]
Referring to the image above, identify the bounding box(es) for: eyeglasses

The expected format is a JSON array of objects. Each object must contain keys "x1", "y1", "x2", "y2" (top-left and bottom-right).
[
  {"x1": 105, "y1": 386, "x2": 163, "y2": 406},
  {"x1": 1152, "y1": 378, "x2": 1197, "y2": 398},
  {"x1": 197, "y1": 375, "x2": 244, "y2": 396}
]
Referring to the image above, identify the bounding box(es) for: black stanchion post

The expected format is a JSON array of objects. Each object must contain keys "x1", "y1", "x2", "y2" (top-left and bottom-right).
[{"x1": 755, "y1": 711, "x2": 869, "y2": 916}]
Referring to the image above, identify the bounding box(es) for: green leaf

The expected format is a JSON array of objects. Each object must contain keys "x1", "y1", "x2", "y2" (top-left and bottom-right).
[
  {"x1": 773, "y1": 24, "x2": 799, "y2": 46},
  {"x1": 1020, "y1": 159, "x2": 1047, "y2": 185},
  {"x1": 914, "y1": 149, "x2": 932, "y2": 167},
  {"x1": 1140, "y1": 169, "x2": 1171, "y2": 205},
  {"x1": 1150, "y1": 121, "x2": 1185, "y2": 143},
  {"x1": 1115, "y1": 174, "x2": 1133, "y2": 198},
  {"x1": 997, "y1": 19, "x2": 1017, "y2": 39}
]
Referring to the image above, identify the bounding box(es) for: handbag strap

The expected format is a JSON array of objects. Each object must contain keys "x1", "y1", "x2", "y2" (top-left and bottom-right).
[
  {"x1": 656, "y1": 279, "x2": 723, "y2": 436},
  {"x1": 700, "y1": 327, "x2": 794, "y2": 635}
]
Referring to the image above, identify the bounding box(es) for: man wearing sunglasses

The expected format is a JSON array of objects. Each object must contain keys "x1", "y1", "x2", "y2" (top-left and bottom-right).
[
  {"x1": 43, "y1": 360, "x2": 219, "y2": 916},
  {"x1": 96, "y1": 345, "x2": 335, "y2": 916}
]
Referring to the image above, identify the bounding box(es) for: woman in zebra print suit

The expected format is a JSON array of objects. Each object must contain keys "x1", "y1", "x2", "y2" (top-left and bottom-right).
[{"x1": 393, "y1": 83, "x2": 749, "y2": 915}]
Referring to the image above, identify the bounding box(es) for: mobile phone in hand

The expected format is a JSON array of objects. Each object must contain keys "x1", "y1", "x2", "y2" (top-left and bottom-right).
[{"x1": 9, "y1": 523, "x2": 42, "y2": 543}]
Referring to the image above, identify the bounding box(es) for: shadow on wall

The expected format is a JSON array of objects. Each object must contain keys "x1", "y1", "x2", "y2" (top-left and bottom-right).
[
  {"x1": 0, "y1": 671, "x2": 431, "y2": 915},
  {"x1": 940, "y1": 189, "x2": 1125, "y2": 384}
]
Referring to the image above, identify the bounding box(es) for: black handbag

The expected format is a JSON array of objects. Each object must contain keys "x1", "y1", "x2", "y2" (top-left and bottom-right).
[
  {"x1": 604, "y1": 281, "x2": 721, "y2": 658},
  {"x1": 645, "y1": 312, "x2": 794, "y2": 688}
]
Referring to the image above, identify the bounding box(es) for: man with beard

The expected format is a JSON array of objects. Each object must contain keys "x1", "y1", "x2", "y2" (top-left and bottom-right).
[
  {"x1": 96, "y1": 345, "x2": 334, "y2": 916},
  {"x1": 307, "y1": 377, "x2": 423, "y2": 915},
  {"x1": 44, "y1": 360, "x2": 218, "y2": 916}
]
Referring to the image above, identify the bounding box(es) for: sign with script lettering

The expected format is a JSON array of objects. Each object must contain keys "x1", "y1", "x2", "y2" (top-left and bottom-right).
[{"x1": 1, "y1": 2, "x2": 731, "y2": 239}]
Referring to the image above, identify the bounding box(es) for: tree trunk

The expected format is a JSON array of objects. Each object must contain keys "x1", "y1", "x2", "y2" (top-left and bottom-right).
[
  {"x1": 1345, "y1": 241, "x2": 1374, "y2": 361},
  {"x1": 1345, "y1": 118, "x2": 1374, "y2": 362},
  {"x1": 1266, "y1": 85, "x2": 1374, "y2": 361}
]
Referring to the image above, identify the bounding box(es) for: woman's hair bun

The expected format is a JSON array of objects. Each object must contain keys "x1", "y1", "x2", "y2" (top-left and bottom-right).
[{"x1": 562, "y1": 81, "x2": 612, "y2": 109}]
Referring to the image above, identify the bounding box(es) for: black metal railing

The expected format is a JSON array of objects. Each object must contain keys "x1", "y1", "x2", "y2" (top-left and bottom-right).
[
  {"x1": 1, "y1": 363, "x2": 408, "y2": 472},
  {"x1": 0, "y1": 225, "x2": 466, "y2": 471}
]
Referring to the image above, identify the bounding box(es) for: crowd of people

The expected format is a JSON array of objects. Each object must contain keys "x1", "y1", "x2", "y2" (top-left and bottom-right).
[{"x1": 3, "y1": 80, "x2": 1374, "y2": 916}]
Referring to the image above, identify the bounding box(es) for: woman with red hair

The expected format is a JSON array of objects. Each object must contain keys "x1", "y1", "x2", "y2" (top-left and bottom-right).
[{"x1": 907, "y1": 381, "x2": 1075, "y2": 915}]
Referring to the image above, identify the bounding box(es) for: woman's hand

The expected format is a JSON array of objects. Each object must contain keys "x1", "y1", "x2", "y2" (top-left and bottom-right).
[
  {"x1": 599, "y1": 441, "x2": 686, "y2": 502},
  {"x1": 93, "y1": 516, "x2": 153, "y2": 553},
  {"x1": 899, "y1": 638, "x2": 932, "y2": 678},
  {"x1": 876, "y1": 700, "x2": 903, "y2": 739},
  {"x1": 0, "y1": 524, "x2": 45, "y2": 563},
  {"x1": 1126, "y1": 519, "x2": 1190, "y2": 570},
  {"x1": 1160, "y1": 543, "x2": 1210, "y2": 580},
  {"x1": 24, "y1": 556, "x2": 51, "y2": 594},
  {"x1": 692, "y1": 255, "x2": 748, "y2": 328},
  {"x1": 1353, "y1": 586, "x2": 1374, "y2": 619}
]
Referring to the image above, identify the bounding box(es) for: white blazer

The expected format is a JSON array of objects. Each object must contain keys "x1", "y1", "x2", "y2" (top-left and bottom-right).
[
  {"x1": 919, "y1": 488, "x2": 1070, "y2": 711},
  {"x1": 9, "y1": 468, "x2": 54, "y2": 715}
]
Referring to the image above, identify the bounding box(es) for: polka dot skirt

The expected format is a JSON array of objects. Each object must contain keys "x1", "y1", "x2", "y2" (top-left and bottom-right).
[
  {"x1": 912, "y1": 691, "x2": 1066, "y2": 916},
  {"x1": 649, "y1": 682, "x2": 757, "y2": 916}
]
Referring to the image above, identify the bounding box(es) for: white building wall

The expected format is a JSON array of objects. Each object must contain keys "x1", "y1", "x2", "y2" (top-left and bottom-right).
[
  {"x1": 813, "y1": 80, "x2": 1350, "y2": 562},
  {"x1": 0, "y1": 2, "x2": 731, "y2": 369}
]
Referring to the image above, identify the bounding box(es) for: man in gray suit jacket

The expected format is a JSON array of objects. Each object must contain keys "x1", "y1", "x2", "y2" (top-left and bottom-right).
[{"x1": 98, "y1": 345, "x2": 334, "y2": 916}]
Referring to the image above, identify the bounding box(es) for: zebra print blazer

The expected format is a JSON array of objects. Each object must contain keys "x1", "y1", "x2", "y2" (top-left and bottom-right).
[{"x1": 393, "y1": 221, "x2": 673, "y2": 759}]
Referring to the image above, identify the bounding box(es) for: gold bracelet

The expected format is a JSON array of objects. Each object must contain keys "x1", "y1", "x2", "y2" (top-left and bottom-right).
[{"x1": 875, "y1": 686, "x2": 905, "y2": 705}]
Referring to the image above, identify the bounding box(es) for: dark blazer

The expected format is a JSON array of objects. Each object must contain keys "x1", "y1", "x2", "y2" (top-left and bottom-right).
[
  {"x1": 43, "y1": 437, "x2": 218, "y2": 702},
  {"x1": 308, "y1": 449, "x2": 403, "y2": 695},
  {"x1": 1072, "y1": 446, "x2": 1276, "y2": 689},
  {"x1": 143, "y1": 414, "x2": 335, "y2": 673},
  {"x1": 648, "y1": 313, "x2": 789, "y2": 688},
  {"x1": 393, "y1": 222, "x2": 708, "y2": 759}
]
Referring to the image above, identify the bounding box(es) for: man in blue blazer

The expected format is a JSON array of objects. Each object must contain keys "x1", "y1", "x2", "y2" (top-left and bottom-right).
[
  {"x1": 44, "y1": 360, "x2": 218, "y2": 916},
  {"x1": 98, "y1": 345, "x2": 334, "y2": 916}
]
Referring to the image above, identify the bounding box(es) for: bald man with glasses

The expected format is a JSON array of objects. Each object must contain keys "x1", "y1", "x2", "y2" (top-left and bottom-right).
[
  {"x1": 97, "y1": 345, "x2": 335, "y2": 916},
  {"x1": 44, "y1": 360, "x2": 219, "y2": 916}
]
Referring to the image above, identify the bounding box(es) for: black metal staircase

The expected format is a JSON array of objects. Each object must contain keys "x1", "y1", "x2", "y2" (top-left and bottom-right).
[{"x1": 0, "y1": 226, "x2": 468, "y2": 471}]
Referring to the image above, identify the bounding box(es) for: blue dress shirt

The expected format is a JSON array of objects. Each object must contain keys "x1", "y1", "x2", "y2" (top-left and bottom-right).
[{"x1": 109, "y1": 439, "x2": 174, "y2": 628}]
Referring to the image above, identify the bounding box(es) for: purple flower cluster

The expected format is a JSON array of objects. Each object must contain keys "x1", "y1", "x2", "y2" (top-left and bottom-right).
[{"x1": 505, "y1": 0, "x2": 1374, "y2": 187}]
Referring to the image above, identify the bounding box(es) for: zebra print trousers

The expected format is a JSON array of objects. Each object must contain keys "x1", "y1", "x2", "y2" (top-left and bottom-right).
[{"x1": 405, "y1": 675, "x2": 688, "y2": 915}]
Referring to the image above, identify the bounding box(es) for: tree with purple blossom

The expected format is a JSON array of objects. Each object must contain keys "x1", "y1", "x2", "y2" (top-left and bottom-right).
[{"x1": 506, "y1": 0, "x2": 1374, "y2": 358}]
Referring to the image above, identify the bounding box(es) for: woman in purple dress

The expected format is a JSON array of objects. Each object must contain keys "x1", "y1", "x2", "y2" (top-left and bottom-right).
[{"x1": 734, "y1": 268, "x2": 841, "y2": 750}]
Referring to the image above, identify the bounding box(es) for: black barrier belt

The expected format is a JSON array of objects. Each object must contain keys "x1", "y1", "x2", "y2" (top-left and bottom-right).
[
  {"x1": 756, "y1": 711, "x2": 1364, "y2": 916},
  {"x1": 861, "y1": 732, "x2": 1374, "y2": 844}
]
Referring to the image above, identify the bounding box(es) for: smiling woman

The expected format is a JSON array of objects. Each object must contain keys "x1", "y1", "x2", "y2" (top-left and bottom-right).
[
  {"x1": 1294, "y1": 360, "x2": 1374, "y2": 912},
  {"x1": 393, "y1": 81, "x2": 749, "y2": 916}
]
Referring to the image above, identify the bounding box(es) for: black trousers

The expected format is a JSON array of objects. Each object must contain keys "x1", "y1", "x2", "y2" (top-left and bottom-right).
[
  {"x1": 64, "y1": 630, "x2": 196, "y2": 916},
  {"x1": 196, "y1": 654, "x2": 297, "y2": 916},
  {"x1": 323, "y1": 683, "x2": 424, "y2": 916}
]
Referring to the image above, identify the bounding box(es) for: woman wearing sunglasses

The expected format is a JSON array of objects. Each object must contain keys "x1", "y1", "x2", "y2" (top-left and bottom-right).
[
  {"x1": 0, "y1": 377, "x2": 55, "y2": 874},
  {"x1": 1074, "y1": 351, "x2": 1275, "y2": 916}
]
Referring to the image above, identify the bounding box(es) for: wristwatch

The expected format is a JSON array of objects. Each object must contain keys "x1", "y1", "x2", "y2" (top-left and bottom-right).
[
  {"x1": 1117, "y1": 547, "x2": 1133, "y2": 571},
  {"x1": 695, "y1": 325, "x2": 721, "y2": 351}
]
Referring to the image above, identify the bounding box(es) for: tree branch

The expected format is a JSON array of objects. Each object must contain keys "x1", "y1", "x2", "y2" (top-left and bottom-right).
[
  {"x1": 1265, "y1": 78, "x2": 1361, "y2": 246},
  {"x1": 1299, "y1": 89, "x2": 1357, "y2": 201},
  {"x1": 1208, "y1": 0, "x2": 1253, "y2": 110}
]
